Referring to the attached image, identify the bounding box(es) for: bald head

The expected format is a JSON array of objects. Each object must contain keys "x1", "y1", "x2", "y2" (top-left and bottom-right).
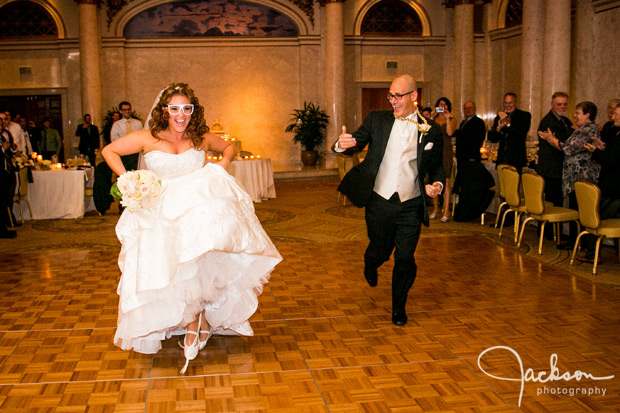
[
  {"x1": 389, "y1": 74, "x2": 418, "y2": 118},
  {"x1": 393, "y1": 75, "x2": 416, "y2": 91}
]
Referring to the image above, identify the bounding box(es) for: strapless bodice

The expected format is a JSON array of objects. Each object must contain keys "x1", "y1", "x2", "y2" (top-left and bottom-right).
[{"x1": 144, "y1": 149, "x2": 205, "y2": 179}]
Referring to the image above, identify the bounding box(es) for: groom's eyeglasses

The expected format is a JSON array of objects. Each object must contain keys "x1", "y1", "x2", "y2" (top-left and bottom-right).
[
  {"x1": 386, "y1": 91, "x2": 414, "y2": 101},
  {"x1": 167, "y1": 104, "x2": 194, "y2": 115}
]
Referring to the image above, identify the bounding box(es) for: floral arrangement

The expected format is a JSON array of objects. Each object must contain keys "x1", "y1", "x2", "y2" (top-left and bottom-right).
[
  {"x1": 13, "y1": 156, "x2": 34, "y2": 169},
  {"x1": 37, "y1": 159, "x2": 52, "y2": 170},
  {"x1": 110, "y1": 170, "x2": 162, "y2": 212}
]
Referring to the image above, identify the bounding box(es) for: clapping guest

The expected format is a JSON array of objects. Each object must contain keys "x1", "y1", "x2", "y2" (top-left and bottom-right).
[
  {"x1": 539, "y1": 101, "x2": 602, "y2": 249},
  {"x1": 430, "y1": 97, "x2": 457, "y2": 222},
  {"x1": 578, "y1": 104, "x2": 620, "y2": 263},
  {"x1": 488, "y1": 93, "x2": 531, "y2": 173},
  {"x1": 537, "y1": 92, "x2": 574, "y2": 207}
]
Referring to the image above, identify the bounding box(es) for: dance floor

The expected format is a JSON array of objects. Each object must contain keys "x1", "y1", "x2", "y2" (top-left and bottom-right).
[{"x1": 0, "y1": 179, "x2": 619, "y2": 411}]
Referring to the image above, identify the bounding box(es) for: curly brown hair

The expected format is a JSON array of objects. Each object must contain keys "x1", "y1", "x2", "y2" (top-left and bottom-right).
[{"x1": 148, "y1": 83, "x2": 209, "y2": 148}]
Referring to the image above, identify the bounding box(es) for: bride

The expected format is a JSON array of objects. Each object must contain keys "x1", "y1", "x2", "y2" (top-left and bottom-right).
[{"x1": 101, "y1": 83, "x2": 282, "y2": 373}]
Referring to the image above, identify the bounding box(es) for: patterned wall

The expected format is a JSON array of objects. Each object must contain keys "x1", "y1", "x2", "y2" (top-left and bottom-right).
[{"x1": 123, "y1": 0, "x2": 299, "y2": 38}]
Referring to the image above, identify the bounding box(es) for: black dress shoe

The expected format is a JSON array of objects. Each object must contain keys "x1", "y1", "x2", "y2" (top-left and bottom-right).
[
  {"x1": 363, "y1": 268, "x2": 378, "y2": 287},
  {"x1": 0, "y1": 230, "x2": 17, "y2": 239},
  {"x1": 392, "y1": 311, "x2": 407, "y2": 326}
]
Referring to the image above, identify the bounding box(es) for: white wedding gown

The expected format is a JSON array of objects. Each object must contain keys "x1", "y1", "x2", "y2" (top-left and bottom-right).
[{"x1": 114, "y1": 149, "x2": 282, "y2": 354}]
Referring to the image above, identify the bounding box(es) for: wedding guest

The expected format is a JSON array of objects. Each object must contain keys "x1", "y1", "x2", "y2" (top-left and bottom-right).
[
  {"x1": 429, "y1": 97, "x2": 457, "y2": 222},
  {"x1": 539, "y1": 101, "x2": 601, "y2": 249},
  {"x1": 334, "y1": 74, "x2": 444, "y2": 326},
  {"x1": 488, "y1": 92, "x2": 531, "y2": 173},
  {"x1": 537, "y1": 92, "x2": 574, "y2": 207},
  {"x1": 0, "y1": 112, "x2": 17, "y2": 238},
  {"x1": 38, "y1": 118, "x2": 62, "y2": 160},
  {"x1": 452, "y1": 101, "x2": 494, "y2": 222},
  {"x1": 579, "y1": 104, "x2": 620, "y2": 262},
  {"x1": 102, "y1": 111, "x2": 121, "y2": 146},
  {"x1": 76, "y1": 113, "x2": 100, "y2": 165}
]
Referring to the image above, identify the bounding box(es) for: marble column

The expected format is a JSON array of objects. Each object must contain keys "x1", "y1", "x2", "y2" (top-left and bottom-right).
[
  {"x1": 542, "y1": 0, "x2": 571, "y2": 110},
  {"x1": 519, "y1": 0, "x2": 544, "y2": 139},
  {"x1": 453, "y1": 0, "x2": 475, "y2": 120},
  {"x1": 323, "y1": 0, "x2": 345, "y2": 168},
  {"x1": 573, "y1": 0, "x2": 594, "y2": 103},
  {"x1": 77, "y1": 0, "x2": 103, "y2": 130}
]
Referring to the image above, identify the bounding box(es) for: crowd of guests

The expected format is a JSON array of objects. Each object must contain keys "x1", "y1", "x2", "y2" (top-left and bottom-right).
[
  {"x1": 0, "y1": 104, "x2": 140, "y2": 238},
  {"x1": 418, "y1": 93, "x2": 620, "y2": 263}
]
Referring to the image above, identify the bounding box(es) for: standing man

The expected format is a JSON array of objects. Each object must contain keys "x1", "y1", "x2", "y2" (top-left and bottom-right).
[
  {"x1": 452, "y1": 101, "x2": 494, "y2": 222},
  {"x1": 454, "y1": 101, "x2": 487, "y2": 164},
  {"x1": 95, "y1": 102, "x2": 142, "y2": 215},
  {"x1": 488, "y1": 92, "x2": 531, "y2": 173},
  {"x1": 334, "y1": 74, "x2": 444, "y2": 326},
  {"x1": 76, "y1": 114, "x2": 100, "y2": 165},
  {"x1": 17, "y1": 118, "x2": 34, "y2": 155},
  {"x1": 0, "y1": 112, "x2": 17, "y2": 238},
  {"x1": 537, "y1": 92, "x2": 574, "y2": 207},
  {"x1": 39, "y1": 118, "x2": 62, "y2": 160},
  {"x1": 110, "y1": 101, "x2": 142, "y2": 171}
]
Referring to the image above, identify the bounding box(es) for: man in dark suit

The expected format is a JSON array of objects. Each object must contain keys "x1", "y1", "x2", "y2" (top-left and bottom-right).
[
  {"x1": 537, "y1": 92, "x2": 574, "y2": 207},
  {"x1": 334, "y1": 74, "x2": 444, "y2": 326},
  {"x1": 452, "y1": 101, "x2": 494, "y2": 222},
  {"x1": 76, "y1": 114, "x2": 100, "y2": 166},
  {"x1": 488, "y1": 92, "x2": 531, "y2": 173},
  {"x1": 455, "y1": 101, "x2": 486, "y2": 164}
]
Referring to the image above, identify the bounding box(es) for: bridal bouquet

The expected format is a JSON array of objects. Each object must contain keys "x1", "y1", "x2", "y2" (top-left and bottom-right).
[{"x1": 110, "y1": 170, "x2": 162, "y2": 212}]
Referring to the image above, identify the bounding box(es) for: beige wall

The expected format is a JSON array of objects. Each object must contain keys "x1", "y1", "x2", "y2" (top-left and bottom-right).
[{"x1": 2, "y1": 0, "x2": 620, "y2": 169}]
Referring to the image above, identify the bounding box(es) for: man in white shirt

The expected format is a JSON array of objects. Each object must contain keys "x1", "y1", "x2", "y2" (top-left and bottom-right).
[
  {"x1": 334, "y1": 74, "x2": 445, "y2": 326},
  {"x1": 3, "y1": 111, "x2": 26, "y2": 154},
  {"x1": 95, "y1": 101, "x2": 142, "y2": 215},
  {"x1": 110, "y1": 101, "x2": 143, "y2": 143}
]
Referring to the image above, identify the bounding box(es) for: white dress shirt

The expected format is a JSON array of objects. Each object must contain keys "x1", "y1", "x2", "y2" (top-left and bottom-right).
[
  {"x1": 111, "y1": 118, "x2": 143, "y2": 142},
  {"x1": 373, "y1": 114, "x2": 420, "y2": 201}
]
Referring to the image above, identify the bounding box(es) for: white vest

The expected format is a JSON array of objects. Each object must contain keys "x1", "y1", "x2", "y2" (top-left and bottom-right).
[{"x1": 373, "y1": 114, "x2": 420, "y2": 201}]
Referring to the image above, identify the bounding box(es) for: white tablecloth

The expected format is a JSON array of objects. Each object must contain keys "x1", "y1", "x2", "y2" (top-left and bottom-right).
[
  {"x1": 228, "y1": 159, "x2": 276, "y2": 202},
  {"x1": 14, "y1": 168, "x2": 95, "y2": 220}
]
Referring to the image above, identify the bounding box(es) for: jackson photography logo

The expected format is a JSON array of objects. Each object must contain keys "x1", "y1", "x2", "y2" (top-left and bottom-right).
[{"x1": 478, "y1": 346, "x2": 615, "y2": 407}]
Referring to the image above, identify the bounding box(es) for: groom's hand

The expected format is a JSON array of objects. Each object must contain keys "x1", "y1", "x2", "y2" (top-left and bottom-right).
[{"x1": 338, "y1": 126, "x2": 356, "y2": 149}]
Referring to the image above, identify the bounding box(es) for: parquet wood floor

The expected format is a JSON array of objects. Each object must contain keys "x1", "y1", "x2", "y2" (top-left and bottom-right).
[{"x1": 0, "y1": 179, "x2": 619, "y2": 411}]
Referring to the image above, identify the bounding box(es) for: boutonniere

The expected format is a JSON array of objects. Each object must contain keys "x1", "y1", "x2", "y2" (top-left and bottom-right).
[{"x1": 394, "y1": 110, "x2": 431, "y2": 143}]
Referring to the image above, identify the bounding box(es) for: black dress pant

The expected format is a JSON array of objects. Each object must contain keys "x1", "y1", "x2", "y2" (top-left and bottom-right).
[
  {"x1": 541, "y1": 176, "x2": 563, "y2": 207},
  {"x1": 364, "y1": 192, "x2": 424, "y2": 313}
]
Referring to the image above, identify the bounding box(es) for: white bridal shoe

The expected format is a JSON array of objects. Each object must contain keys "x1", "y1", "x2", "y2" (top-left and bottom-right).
[
  {"x1": 179, "y1": 317, "x2": 202, "y2": 374},
  {"x1": 199, "y1": 326, "x2": 213, "y2": 351}
]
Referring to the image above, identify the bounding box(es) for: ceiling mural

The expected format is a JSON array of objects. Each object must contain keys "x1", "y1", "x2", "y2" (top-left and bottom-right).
[{"x1": 123, "y1": 0, "x2": 299, "y2": 38}]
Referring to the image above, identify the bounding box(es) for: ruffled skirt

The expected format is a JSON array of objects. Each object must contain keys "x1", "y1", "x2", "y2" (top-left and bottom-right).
[{"x1": 114, "y1": 163, "x2": 281, "y2": 354}]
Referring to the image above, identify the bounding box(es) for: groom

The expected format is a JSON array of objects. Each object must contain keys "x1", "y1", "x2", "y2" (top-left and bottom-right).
[{"x1": 334, "y1": 74, "x2": 445, "y2": 326}]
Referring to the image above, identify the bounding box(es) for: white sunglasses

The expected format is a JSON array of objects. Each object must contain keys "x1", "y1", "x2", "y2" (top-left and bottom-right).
[{"x1": 167, "y1": 104, "x2": 194, "y2": 115}]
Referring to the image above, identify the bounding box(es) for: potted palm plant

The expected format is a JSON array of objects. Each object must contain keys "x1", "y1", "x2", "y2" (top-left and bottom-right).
[{"x1": 285, "y1": 102, "x2": 330, "y2": 166}]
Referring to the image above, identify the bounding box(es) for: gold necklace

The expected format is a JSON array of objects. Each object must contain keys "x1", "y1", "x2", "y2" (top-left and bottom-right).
[{"x1": 394, "y1": 110, "x2": 431, "y2": 142}]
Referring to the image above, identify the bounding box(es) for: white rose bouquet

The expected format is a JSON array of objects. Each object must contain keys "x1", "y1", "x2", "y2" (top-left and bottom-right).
[{"x1": 110, "y1": 170, "x2": 162, "y2": 212}]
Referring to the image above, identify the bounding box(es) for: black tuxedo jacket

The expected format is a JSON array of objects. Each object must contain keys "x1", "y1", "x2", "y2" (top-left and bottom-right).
[
  {"x1": 455, "y1": 115, "x2": 486, "y2": 163},
  {"x1": 537, "y1": 110, "x2": 573, "y2": 179},
  {"x1": 336, "y1": 110, "x2": 445, "y2": 226},
  {"x1": 488, "y1": 108, "x2": 531, "y2": 169}
]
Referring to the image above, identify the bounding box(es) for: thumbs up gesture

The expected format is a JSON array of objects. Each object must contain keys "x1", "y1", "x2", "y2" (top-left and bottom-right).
[{"x1": 338, "y1": 126, "x2": 356, "y2": 149}]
